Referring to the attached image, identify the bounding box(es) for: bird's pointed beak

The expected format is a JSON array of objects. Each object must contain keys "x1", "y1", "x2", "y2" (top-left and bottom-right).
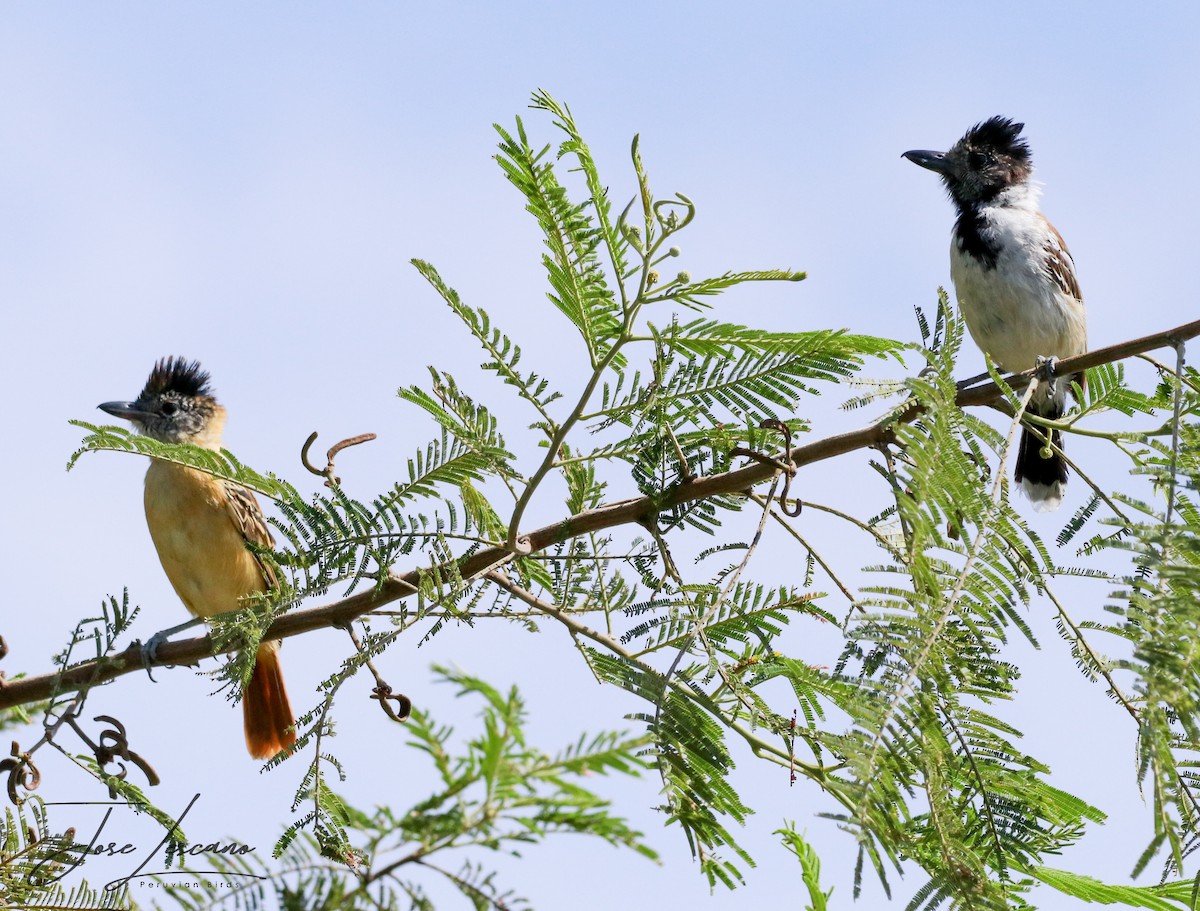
[
  {"x1": 98, "y1": 400, "x2": 152, "y2": 422},
  {"x1": 903, "y1": 149, "x2": 954, "y2": 175}
]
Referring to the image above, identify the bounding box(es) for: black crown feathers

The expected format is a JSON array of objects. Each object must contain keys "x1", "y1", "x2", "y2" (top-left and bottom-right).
[
  {"x1": 960, "y1": 116, "x2": 1031, "y2": 163},
  {"x1": 139, "y1": 356, "x2": 214, "y2": 401}
]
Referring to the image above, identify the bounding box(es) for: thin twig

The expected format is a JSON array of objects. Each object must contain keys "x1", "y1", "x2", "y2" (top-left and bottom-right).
[
  {"x1": 653, "y1": 476, "x2": 780, "y2": 735},
  {"x1": 483, "y1": 569, "x2": 828, "y2": 778},
  {"x1": 748, "y1": 493, "x2": 860, "y2": 608},
  {"x1": 797, "y1": 498, "x2": 903, "y2": 558},
  {"x1": 1039, "y1": 582, "x2": 1139, "y2": 721}
]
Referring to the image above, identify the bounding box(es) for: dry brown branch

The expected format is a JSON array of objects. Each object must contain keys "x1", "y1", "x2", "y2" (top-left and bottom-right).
[{"x1": 2, "y1": 317, "x2": 1197, "y2": 711}]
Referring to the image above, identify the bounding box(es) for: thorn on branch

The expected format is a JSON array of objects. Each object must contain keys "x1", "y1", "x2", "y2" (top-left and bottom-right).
[{"x1": 301, "y1": 431, "x2": 377, "y2": 489}]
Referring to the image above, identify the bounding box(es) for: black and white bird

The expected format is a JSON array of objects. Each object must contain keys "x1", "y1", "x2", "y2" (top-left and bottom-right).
[{"x1": 904, "y1": 117, "x2": 1087, "y2": 511}]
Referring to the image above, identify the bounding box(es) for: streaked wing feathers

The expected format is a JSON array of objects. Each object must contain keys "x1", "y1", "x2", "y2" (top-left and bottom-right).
[
  {"x1": 1040, "y1": 216, "x2": 1082, "y2": 302},
  {"x1": 224, "y1": 481, "x2": 279, "y2": 589}
]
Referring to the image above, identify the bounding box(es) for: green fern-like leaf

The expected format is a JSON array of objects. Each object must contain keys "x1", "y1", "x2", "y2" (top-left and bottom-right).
[
  {"x1": 411, "y1": 258, "x2": 563, "y2": 428},
  {"x1": 494, "y1": 116, "x2": 623, "y2": 367}
]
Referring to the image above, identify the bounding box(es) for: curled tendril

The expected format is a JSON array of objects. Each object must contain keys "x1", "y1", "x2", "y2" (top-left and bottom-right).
[
  {"x1": 653, "y1": 193, "x2": 695, "y2": 236},
  {"x1": 90, "y1": 716, "x2": 160, "y2": 792},
  {"x1": 731, "y1": 419, "x2": 802, "y2": 517},
  {"x1": 301, "y1": 432, "x2": 377, "y2": 489},
  {"x1": 339, "y1": 625, "x2": 413, "y2": 725},
  {"x1": 0, "y1": 741, "x2": 40, "y2": 804},
  {"x1": 370, "y1": 685, "x2": 413, "y2": 723},
  {"x1": 508, "y1": 534, "x2": 533, "y2": 556}
]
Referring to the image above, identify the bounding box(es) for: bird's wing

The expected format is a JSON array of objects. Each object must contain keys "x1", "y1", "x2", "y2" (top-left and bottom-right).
[
  {"x1": 1039, "y1": 215, "x2": 1087, "y2": 394},
  {"x1": 1040, "y1": 216, "x2": 1083, "y2": 302},
  {"x1": 224, "y1": 481, "x2": 279, "y2": 590}
]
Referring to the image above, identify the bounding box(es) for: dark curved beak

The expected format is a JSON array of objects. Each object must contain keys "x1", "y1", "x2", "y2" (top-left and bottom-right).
[
  {"x1": 902, "y1": 149, "x2": 953, "y2": 176},
  {"x1": 98, "y1": 400, "x2": 152, "y2": 422}
]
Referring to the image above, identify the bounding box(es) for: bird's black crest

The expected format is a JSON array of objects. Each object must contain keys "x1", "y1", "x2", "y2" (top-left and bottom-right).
[
  {"x1": 140, "y1": 357, "x2": 214, "y2": 401},
  {"x1": 960, "y1": 116, "x2": 1031, "y2": 163}
]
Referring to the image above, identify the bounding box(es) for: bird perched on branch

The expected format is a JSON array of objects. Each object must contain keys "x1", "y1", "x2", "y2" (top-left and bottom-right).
[
  {"x1": 904, "y1": 117, "x2": 1087, "y2": 511},
  {"x1": 99, "y1": 358, "x2": 295, "y2": 759}
]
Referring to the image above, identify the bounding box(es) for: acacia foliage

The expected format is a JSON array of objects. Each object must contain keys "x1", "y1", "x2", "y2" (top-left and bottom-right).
[{"x1": 61, "y1": 92, "x2": 1200, "y2": 910}]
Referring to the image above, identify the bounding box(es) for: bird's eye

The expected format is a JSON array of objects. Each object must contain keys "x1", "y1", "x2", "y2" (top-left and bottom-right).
[
  {"x1": 161, "y1": 402, "x2": 178, "y2": 416},
  {"x1": 968, "y1": 151, "x2": 986, "y2": 168}
]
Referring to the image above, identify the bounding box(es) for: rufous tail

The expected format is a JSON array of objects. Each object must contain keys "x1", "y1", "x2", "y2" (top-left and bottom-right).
[{"x1": 243, "y1": 641, "x2": 295, "y2": 759}]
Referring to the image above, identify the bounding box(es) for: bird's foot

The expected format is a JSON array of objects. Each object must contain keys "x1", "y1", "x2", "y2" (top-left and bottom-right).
[
  {"x1": 138, "y1": 617, "x2": 207, "y2": 680},
  {"x1": 1035, "y1": 356, "x2": 1060, "y2": 396}
]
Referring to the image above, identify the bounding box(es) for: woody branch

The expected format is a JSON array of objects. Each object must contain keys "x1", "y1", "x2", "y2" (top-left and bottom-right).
[{"x1": 1, "y1": 317, "x2": 1196, "y2": 710}]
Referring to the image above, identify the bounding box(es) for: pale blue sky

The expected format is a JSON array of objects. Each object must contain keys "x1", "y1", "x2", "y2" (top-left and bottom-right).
[{"x1": 3, "y1": 3, "x2": 1198, "y2": 907}]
